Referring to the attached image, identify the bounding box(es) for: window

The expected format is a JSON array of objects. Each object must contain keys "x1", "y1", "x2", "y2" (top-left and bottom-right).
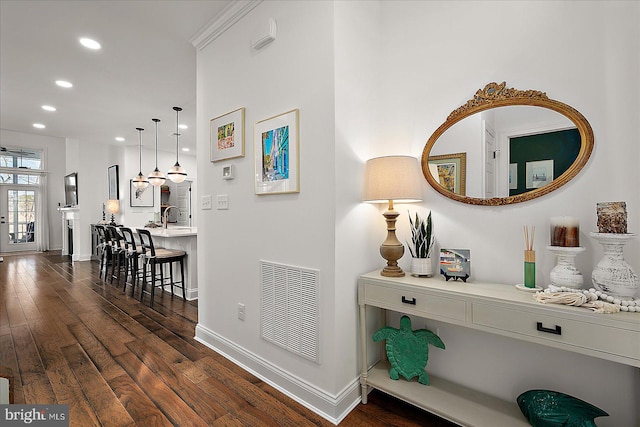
[
  {"x1": 0, "y1": 147, "x2": 43, "y2": 185},
  {"x1": 7, "y1": 189, "x2": 36, "y2": 244}
]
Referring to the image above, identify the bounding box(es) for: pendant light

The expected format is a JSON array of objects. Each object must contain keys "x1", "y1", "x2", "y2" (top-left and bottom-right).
[
  {"x1": 147, "y1": 118, "x2": 166, "y2": 187},
  {"x1": 132, "y1": 127, "x2": 149, "y2": 189},
  {"x1": 167, "y1": 106, "x2": 187, "y2": 183}
]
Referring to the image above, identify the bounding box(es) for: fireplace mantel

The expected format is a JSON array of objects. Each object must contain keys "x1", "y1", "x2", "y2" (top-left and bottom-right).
[{"x1": 58, "y1": 207, "x2": 83, "y2": 261}]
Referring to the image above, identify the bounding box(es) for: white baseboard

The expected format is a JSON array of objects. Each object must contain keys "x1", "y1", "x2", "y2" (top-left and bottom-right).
[{"x1": 195, "y1": 323, "x2": 361, "y2": 425}]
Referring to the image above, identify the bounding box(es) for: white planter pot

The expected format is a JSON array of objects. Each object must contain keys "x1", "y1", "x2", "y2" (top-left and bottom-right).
[
  {"x1": 411, "y1": 257, "x2": 433, "y2": 277},
  {"x1": 590, "y1": 232, "x2": 639, "y2": 298}
]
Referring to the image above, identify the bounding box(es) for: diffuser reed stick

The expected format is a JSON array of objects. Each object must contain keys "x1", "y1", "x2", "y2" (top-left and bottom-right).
[{"x1": 524, "y1": 226, "x2": 536, "y2": 288}]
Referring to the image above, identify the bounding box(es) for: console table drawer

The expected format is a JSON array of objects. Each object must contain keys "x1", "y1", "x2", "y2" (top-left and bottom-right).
[
  {"x1": 472, "y1": 303, "x2": 640, "y2": 361},
  {"x1": 364, "y1": 283, "x2": 466, "y2": 322}
]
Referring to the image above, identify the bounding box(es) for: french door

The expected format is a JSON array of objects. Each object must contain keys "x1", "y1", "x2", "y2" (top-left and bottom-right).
[{"x1": 0, "y1": 185, "x2": 38, "y2": 252}]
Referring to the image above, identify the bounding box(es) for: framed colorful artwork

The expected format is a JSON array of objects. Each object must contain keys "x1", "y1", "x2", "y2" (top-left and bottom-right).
[
  {"x1": 210, "y1": 107, "x2": 245, "y2": 162},
  {"x1": 254, "y1": 109, "x2": 299, "y2": 195},
  {"x1": 427, "y1": 152, "x2": 466, "y2": 196}
]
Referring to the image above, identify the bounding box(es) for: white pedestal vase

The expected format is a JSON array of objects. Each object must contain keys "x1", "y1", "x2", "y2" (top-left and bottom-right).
[
  {"x1": 590, "y1": 232, "x2": 639, "y2": 298},
  {"x1": 411, "y1": 257, "x2": 433, "y2": 277},
  {"x1": 547, "y1": 246, "x2": 585, "y2": 289}
]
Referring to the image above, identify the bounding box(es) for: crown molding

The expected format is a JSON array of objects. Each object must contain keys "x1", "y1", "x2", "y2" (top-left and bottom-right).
[{"x1": 190, "y1": 0, "x2": 263, "y2": 50}]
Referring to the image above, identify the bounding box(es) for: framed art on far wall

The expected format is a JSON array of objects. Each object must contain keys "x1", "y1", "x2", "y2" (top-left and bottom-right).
[
  {"x1": 210, "y1": 107, "x2": 245, "y2": 162},
  {"x1": 427, "y1": 152, "x2": 466, "y2": 196},
  {"x1": 254, "y1": 109, "x2": 299, "y2": 195},
  {"x1": 130, "y1": 179, "x2": 154, "y2": 207},
  {"x1": 108, "y1": 164, "x2": 119, "y2": 199}
]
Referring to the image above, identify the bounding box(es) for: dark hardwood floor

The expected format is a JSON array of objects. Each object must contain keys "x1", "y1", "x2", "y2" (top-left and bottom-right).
[{"x1": 0, "y1": 251, "x2": 456, "y2": 426}]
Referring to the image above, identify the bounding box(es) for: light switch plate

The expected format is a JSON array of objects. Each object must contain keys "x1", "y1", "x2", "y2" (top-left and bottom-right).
[
  {"x1": 216, "y1": 194, "x2": 229, "y2": 210},
  {"x1": 201, "y1": 195, "x2": 212, "y2": 210}
]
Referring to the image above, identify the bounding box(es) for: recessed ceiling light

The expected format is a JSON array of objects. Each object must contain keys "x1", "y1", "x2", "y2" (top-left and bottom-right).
[
  {"x1": 182, "y1": 147, "x2": 190, "y2": 152},
  {"x1": 178, "y1": 124, "x2": 188, "y2": 130},
  {"x1": 55, "y1": 80, "x2": 73, "y2": 88},
  {"x1": 115, "y1": 137, "x2": 125, "y2": 142},
  {"x1": 33, "y1": 123, "x2": 46, "y2": 129},
  {"x1": 42, "y1": 105, "x2": 56, "y2": 112},
  {"x1": 79, "y1": 37, "x2": 101, "y2": 50}
]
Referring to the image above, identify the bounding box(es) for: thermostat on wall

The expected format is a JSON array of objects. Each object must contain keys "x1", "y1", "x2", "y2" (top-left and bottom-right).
[{"x1": 222, "y1": 164, "x2": 234, "y2": 180}]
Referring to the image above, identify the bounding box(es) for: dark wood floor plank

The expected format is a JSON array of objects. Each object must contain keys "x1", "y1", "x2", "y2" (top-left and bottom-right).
[
  {"x1": 66, "y1": 322, "x2": 128, "y2": 382},
  {"x1": 196, "y1": 356, "x2": 319, "y2": 427},
  {"x1": 10, "y1": 324, "x2": 56, "y2": 403},
  {"x1": 45, "y1": 362, "x2": 102, "y2": 427},
  {"x1": 60, "y1": 343, "x2": 136, "y2": 427},
  {"x1": 116, "y1": 351, "x2": 209, "y2": 427},
  {"x1": 0, "y1": 333, "x2": 25, "y2": 403},
  {"x1": 108, "y1": 373, "x2": 174, "y2": 427},
  {"x1": 125, "y1": 338, "x2": 227, "y2": 423},
  {"x1": 77, "y1": 306, "x2": 137, "y2": 357}
]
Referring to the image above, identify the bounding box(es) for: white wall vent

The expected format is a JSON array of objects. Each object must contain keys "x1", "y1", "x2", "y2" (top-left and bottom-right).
[{"x1": 260, "y1": 260, "x2": 320, "y2": 364}]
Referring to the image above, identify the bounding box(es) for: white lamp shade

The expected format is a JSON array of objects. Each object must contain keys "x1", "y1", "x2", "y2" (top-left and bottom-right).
[
  {"x1": 362, "y1": 155, "x2": 423, "y2": 203},
  {"x1": 148, "y1": 168, "x2": 166, "y2": 187},
  {"x1": 105, "y1": 199, "x2": 120, "y2": 214},
  {"x1": 167, "y1": 163, "x2": 187, "y2": 183}
]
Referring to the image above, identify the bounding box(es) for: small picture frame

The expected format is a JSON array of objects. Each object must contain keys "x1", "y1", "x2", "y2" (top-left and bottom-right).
[
  {"x1": 210, "y1": 107, "x2": 245, "y2": 162},
  {"x1": 254, "y1": 109, "x2": 299, "y2": 195},
  {"x1": 439, "y1": 249, "x2": 471, "y2": 282},
  {"x1": 130, "y1": 179, "x2": 154, "y2": 207},
  {"x1": 427, "y1": 152, "x2": 466, "y2": 196},
  {"x1": 509, "y1": 163, "x2": 518, "y2": 190},
  {"x1": 108, "y1": 165, "x2": 119, "y2": 200},
  {"x1": 526, "y1": 159, "x2": 553, "y2": 189}
]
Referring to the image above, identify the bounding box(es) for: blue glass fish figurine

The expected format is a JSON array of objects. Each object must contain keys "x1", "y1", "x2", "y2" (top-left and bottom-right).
[{"x1": 517, "y1": 390, "x2": 608, "y2": 427}]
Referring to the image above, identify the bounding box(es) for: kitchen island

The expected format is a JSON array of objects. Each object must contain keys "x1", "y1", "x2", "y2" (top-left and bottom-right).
[{"x1": 143, "y1": 226, "x2": 198, "y2": 300}]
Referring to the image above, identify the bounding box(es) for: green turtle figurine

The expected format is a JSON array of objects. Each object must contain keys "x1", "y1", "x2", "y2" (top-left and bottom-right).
[{"x1": 373, "y1": 315, "x2": 445, "y2": 385}]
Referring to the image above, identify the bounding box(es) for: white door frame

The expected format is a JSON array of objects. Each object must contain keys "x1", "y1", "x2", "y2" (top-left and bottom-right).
[{"x1": 0, "y1": 185, "x2": 38, "y2": 253}]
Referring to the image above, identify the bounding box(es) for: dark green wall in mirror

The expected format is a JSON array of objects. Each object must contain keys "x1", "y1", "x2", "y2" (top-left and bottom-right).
[{"x1": 509, "y1": 128, "x2": 581, "y2": 196}]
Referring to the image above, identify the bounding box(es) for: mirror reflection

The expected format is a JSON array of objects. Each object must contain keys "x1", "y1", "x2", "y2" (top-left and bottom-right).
[
  {"x1": 421, "y1": 82, "x2": 594, "y2": 206},
  {"x1": 428, "y1": 106, "x2": 580, "y2": 199}
]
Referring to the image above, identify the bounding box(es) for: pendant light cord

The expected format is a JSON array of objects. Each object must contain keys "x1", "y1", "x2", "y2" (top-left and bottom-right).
[
  {"x1": 153, "y1": 118, "x2": 160, "y2": 168},
  {"x1": 173, "y1": 106, "x2": 182, "y2": 164},
  {"x1": 137, "y1": 127, "x2": 144, "y2": 173}
]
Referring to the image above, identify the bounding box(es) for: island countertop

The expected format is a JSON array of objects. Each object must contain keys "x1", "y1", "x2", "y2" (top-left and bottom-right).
[{"x1": 144, "y1": 226, "x2": 197, "y2": 237}]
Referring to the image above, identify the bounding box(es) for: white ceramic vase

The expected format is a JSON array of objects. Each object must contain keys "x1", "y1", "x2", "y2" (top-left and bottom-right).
[
  {"x1": 411, "y1": 257, "x2": 433, "y2": 277},
  {"x1": 590, "y1": 232, "x2": 639, "y2": 298},
  {"x1": 547, "y1": 246, "x2": 585, "y2": 289}
]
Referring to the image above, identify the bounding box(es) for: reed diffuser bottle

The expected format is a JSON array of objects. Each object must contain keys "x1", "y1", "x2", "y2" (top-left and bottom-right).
[{"x1": 524, "y1": 226, "x2": 536, "y2": 288}]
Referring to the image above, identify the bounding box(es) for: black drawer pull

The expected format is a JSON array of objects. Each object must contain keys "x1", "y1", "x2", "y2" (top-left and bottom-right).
[
  {"x1": 536, "y1": 322, "x2": 561, "y2": 335},
  {"x1": 402, "y1": 296, "x2": 416, "y2": 305}
]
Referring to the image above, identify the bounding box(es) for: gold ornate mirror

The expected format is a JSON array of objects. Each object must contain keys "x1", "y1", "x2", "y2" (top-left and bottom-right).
[{"x1": 421, "y1": 82, "x2": 594, "y2": 205}]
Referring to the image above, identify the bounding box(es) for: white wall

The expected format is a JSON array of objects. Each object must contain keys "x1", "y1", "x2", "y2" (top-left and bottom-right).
[
  {"x1": 196, "y1": 1, "x2": 639, "y2": 425},
  {"x1": 0, "y1": 129, "x2": 65, "y2": 249}
]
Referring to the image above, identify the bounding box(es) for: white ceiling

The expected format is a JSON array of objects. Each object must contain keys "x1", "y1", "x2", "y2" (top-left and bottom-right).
[{"x1": 0, "y1": 0, "x2": 233, "y2": 155}]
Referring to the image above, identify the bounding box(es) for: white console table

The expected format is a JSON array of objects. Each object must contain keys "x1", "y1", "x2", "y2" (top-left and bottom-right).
[{"x1": 358, "y1": 271, "x2": 640, "y2": 426}]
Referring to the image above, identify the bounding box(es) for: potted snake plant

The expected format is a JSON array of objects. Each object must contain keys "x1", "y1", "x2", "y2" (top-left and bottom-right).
[{"x1": 407, "y1": 211, "x2": 435, "y2": 276}]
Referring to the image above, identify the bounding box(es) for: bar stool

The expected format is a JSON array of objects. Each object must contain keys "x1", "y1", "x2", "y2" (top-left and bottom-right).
[
  {"x1": 137, "y1": 228, "x2": 186, "y2": 308},
  {"x1": 106, "y1": 226, "x2": 126, "y2": 285},
  {"x1": 94, "y1": 224, "x2": 109, "y2": 279},
  {"x1": 119, "y1": 227, "x2": 143, "y2": 296}
]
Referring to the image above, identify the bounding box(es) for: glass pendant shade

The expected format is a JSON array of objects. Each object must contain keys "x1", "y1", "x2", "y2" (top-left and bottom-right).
[
  {"x1": 132, "y1": 127, "x2": 149, "y2": 189},
  {"x1": 148, "y1": 168, "x2": 166, "y2": 187},
  {"x1": 168, "y1": 163, "x2": 186, "y2": 183},
  {"x1": 148, "y1": 118, "x2": 165, "y2": 187},
  {"x1": 168, "y1": 106, "x2": 187, "y2": 183}
]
